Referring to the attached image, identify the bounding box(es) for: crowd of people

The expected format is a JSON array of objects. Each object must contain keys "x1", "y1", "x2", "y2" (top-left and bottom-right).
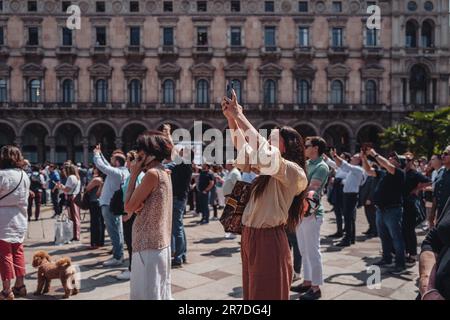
[{"x1": 0, "y1": 91, "x2": 449, "y2": 300}]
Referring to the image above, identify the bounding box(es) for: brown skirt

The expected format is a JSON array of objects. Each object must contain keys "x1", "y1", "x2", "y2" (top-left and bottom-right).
[{"x1": 241, "y1": 225, "x2": 292, "y2": 300}]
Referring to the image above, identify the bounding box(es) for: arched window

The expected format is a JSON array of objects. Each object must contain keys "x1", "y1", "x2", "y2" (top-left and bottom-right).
[
  {"x1": 0, "y1": 79, "x2": 7, "y2": 102},
  {"x1": 62, "y1": 79, "x2": 74, "y2": 103},
  {"x1": 95, "y1": 79, "x2": 108, "y2": 103},
  {"x1": 197, "y1": 79, "x2": 209, "y2": 105},
  {"x1": 406, "y1": 20, "x2": 418, "y2": 48},
  {"x1": 264, "y1": 79, "x2": 276, "y2": 105},
  {"x1": 231, "y1": 79, "x2": 242, "y2": 103},
  {"x1": 128, "y1": 79, "x2": 141, "y2": 105},
  {"x1": 410, "y1": 65, "x2": 428, "y2": 104},
  {"x1": 163, "y1": 79, "x2": 175, "y2": 104},
  {"x1": 29, "y1": 79, "x2": 41, "y2": 103},
  {"x1": 421, "y1": 20, "x2": 434, "y2": 48},
  {"x1": 331, "y1": 80, "x2": 344, "y2": 104},
  {"x1": 365, "y1": 80, "x2": 377, "y2": 105},
  {"x1": 298, "y1": 79, "x2": 310, "y2": 104}
]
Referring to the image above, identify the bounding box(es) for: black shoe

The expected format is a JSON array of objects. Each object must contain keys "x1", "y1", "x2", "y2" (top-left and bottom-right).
[
  {"x1": 390, "y1": 265, "x2": 407, "y2": 275},
  {"x1": 182, "y1": 256, "x2": 188, "y2": 264},
  {"x1": 299, "y1": 288, "x2": 321, "y2": 300},
  {"x1": 336, "y1": 240, "x2": 351, "y2": 247},
  {"x1": 373, "y1": 259, "x2": 394, "y2": 267},
  {"x1": 362, "y1": 229, "x2": 372, "y2": 235},
  {"x1": 291, "y1": 284, "x2": 311, "y2": 293},
  {"x1": 200, "y1": 220, "x2": 209, "y2": 225},
  {"x1": 171, "y1": 260, "x2": 183, "y2": 269},
  {"x1": 405, "y1": 256, "x2": 416, "y2": 267},
  {"x1": 329, "y1": 231, "x2": 343, "y2": 238},
  {"x1": 351, "y1": 239, "x2": 355, "y2": 244}
]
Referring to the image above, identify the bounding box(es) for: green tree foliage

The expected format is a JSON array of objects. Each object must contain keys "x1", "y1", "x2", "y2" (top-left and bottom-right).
[{"x1": 380, "y1": 107, "x2": 450, "y2": 158}]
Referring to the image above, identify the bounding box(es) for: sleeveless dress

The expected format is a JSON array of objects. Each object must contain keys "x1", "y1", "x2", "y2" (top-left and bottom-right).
[{"x1": 130, "y1": 165, "x2": 173, "y2": 300}]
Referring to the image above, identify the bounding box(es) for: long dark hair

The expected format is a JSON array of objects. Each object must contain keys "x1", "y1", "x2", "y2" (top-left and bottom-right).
[{"x1": 251, "y1": 126, "x2": 307, "y2": 232}]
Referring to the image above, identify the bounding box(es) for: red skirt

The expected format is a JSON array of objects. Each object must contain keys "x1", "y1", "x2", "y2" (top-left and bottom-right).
[{"x1": 241, "y1": 225, "x2": 292, "y2": 300}]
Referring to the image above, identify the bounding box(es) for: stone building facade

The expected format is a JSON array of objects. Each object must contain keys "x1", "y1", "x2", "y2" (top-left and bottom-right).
[{"x1": 0, "y1": 0, "x2": 449, "y2": 164}]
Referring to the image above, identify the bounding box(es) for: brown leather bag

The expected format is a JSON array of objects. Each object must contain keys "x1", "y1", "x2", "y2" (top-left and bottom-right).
[{"x1": 219, "y1": 180, "x2": 253, "y2": 234}]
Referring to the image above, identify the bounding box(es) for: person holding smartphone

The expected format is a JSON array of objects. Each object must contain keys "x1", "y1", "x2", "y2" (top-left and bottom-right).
[
  {"x1": 93, "y1": 145, "x2": 129, "y2": 267},
  {"x1": 124, "y1": 130, "x2": 174, "y2": 300}
]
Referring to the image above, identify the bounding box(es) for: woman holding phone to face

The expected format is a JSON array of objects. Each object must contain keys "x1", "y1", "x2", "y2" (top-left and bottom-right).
[{"x1": 124, "y1": 130, "x2": 174, "y2": 300}]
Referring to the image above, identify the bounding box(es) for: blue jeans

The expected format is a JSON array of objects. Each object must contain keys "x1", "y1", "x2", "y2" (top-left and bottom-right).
[
  {"x1": 101, "y1": 205, "x2": 124, "y2": 260},
  {"x1": 376, "y1": 206, "x2": 405, "y2": 268},
  {"x1": 171, "y1": 198, "x2": 187, "y2": 263}
]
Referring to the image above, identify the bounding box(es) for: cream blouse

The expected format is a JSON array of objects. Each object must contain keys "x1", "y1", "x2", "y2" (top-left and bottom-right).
[{"x1": 235, "y1": 138, "x2": 308, "y2": 228}]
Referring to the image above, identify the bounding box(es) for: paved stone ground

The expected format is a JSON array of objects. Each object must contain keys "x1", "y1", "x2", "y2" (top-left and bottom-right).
[{"x1": 18, "y1": 201, "x2": 425, "y2": 300}]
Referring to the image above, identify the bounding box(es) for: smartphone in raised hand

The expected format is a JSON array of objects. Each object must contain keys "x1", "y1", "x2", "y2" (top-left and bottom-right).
[{"x1": 226, "y1": 80, "x2": 234, "y2": 100}]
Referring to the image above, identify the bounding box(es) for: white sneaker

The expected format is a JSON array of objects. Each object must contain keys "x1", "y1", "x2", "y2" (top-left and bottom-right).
[
  {"x1": 103, "y1": 257, "x2": 123, "y2": 267},
  {"x1": 224, "y1": 233, "x2": 237, "y2": 239},
  {"x1": 116, "y1": 270, "x2": 131, "y2": 280}
]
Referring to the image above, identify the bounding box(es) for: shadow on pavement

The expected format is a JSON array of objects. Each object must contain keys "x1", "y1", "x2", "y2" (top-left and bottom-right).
[{"x1": 201, "y1": 246, "x2": 240, "y2": 257}]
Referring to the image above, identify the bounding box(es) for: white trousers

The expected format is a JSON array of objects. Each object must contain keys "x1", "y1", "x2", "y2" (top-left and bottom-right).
[
  {"x1": 296, "y1": 215, "x2": 323, "y2": 286},
  {"x1": 216, "y1": 187, "x2": 225, "y2": 207},
  {"x1": 130, "y1": 246, "x2": 172, "y2": 300}
]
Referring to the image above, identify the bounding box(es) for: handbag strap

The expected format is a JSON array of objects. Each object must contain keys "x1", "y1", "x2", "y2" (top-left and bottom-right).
[{"x1": 0, "y1": 171, "x2": 24, "y2": 202}]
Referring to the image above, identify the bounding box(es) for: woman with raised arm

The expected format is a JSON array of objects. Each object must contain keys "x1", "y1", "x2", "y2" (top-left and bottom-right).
[{"x1": 222, "y1": 91, "x2": 308, "y2": 300}]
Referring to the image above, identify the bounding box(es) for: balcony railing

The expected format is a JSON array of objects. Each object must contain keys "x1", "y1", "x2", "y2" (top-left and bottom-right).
[
  {"x1": 158, "y1": 45, "x2": 179, "y2": 57},
  {"x1": 225, "y1": 46, "x2": 247, "y2": 58},
  {"x1": 124, "y1": 45, "x2": 145, "y2": 57},
  {"x1": 193, "y1": 46, "x2": 213, "y2": 58},
  {"x1": 0, "y1": 102, "x2": 395, "y2": 112},
  {"x1": 294, "y1": 46, "x2": 314, "y2": 59}
]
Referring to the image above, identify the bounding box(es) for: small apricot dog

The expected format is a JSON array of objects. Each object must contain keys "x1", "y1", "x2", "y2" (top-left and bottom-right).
[{"x1": 32, "y1": 251, "x2": 79, "y2": 299}]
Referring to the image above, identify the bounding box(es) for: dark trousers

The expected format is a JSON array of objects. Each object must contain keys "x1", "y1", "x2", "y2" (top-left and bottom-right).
[
  {"x1": 364, "y1": 204, "x2": 377, "y2": 234},
  {"x1": 123, "y1": 214, "x2": 136, "y2": 271},
  {"x1": 403, "y1": 199, "x2": 419, "y2": 256},
  {"x1": 51, "y1": 190, "x2": 61, "y2": 216},
  {"x1": 343, "y1": 193, "x2": 359, "y2": 243},
  {"x1": 287, "y1": 231, "x2": 302, "y2": 274},
  {"x1": 333, "y1": 180, "x2": 344, "y2": 233},
  {"x1": 89, "y1": 201, "x2": 105, "y2": 247},
  {"x1": 27, "y1": 191, "x2": 42, "y2": 220},
  {"x1": 197, "y1": 192, "x2": 210, "y2": 222}
]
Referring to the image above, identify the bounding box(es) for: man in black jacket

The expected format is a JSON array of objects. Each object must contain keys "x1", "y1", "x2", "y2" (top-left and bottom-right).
[
  {"x1": 358, "y1": 170, "x2": 379, "y2": 238},
  {"x1": 419, "y1": 196, "x2": 450, "y2": 300}
]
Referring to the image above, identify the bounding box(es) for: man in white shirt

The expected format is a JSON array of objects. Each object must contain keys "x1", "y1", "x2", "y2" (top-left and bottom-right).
[
  {"x1": 328, "y1": 151, "x2": 366, "y2": 247},
  {"x1": 222, "y1": 163, "x2": 242, "y2": 197}
]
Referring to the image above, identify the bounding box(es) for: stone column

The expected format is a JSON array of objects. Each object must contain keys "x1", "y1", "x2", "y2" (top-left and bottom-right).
[
  {"x1": 349, "y1": 137, "x2": 356, "y2": 154},
  {"x1": 115, "y1": 137, "x2": 123, "y2": 150},
  {"x1": 82, "y1": 137, "x2": 89, "y2": 166},
  {"x1": 13, "y1": 136, "x2": 23, "y2": 149},
  {"x1": 48, "y1": 136, "x2": 56, "y2": 163}
]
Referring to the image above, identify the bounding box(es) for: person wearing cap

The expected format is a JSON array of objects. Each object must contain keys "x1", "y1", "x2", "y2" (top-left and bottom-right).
[
  {"x1": 432, "y1": 146, "x2": 450, "y2": 224},
  {"x1": 361, "y1": 148, "x2": 406, "y2": 274}
]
